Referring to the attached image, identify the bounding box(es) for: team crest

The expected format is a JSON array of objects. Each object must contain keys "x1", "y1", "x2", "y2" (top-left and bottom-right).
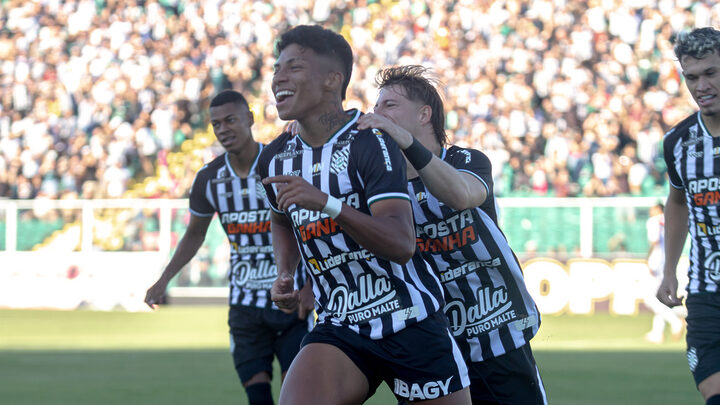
[
  {"x1": 704, "y1": 251, "x2": 720, "y2": 283},
  {"x1": 330, "y1": 148, "x2": 350, "y2": 175},
  {"x1": 459, "y1": 150, "x2": 472, "y2": 164},
  {"x1": 255, "y1": 177, "x2": 266, "y2": 199}
]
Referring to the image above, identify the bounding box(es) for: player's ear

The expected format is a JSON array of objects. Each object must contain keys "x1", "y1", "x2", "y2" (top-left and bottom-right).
[
  {"x1": 418, "y1": 105, "x2": 432, "y2": 125},
  {"x1": 324, "y1": 70, "x2": 344, "y2": 95},
  {"x1": 247, "y1": 109, "x2": 255, "y2": 127}
]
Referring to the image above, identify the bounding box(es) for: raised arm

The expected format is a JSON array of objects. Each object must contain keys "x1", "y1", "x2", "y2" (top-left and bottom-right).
[
  {"x1": 358, "y1": 112, "x2": 486, "y2": 210},
  {"x1": 145, "y1": 214, "x2": 213, "y2": 308},
  {"x1": 413, "y1": 157, "x2": 488, "y2": 210}
]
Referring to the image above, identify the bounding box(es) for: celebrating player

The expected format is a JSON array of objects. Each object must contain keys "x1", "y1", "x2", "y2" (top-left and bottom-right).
[
  {"x1": 258, "y1": 25, "x2": 471, "y2": 404},
  {"x1": 657, "y1": 27, "x2": 720, "y2": 405},
  {"x1": 145, "y1": 90, "x2": 312, "y2": 405},
  {"x1": 357, "y1": 65, "x2": 547, "y2": 404}
]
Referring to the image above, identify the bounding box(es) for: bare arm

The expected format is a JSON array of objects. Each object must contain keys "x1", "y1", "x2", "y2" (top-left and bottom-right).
[
  {"x1": 357, "y1": 113, "x2": 486, "y2": 210},
  {"x1": 271, "y1": 210, "x2": 302, "y2": 278},
  {"x1": 264, "y1": 175, "x2": 416, "y2": 263},
  {"x1": 335, "y1": 197, "x2": 416, "y2": 263},
  {"x1": 145, "y1": 214, "x2": 213, "y2": 308},
  {"x1": 415, "y1": 160, "x2": 488, "y2": 210},
  {"x1": 269, "y1": 210, "x2": 303, "y2": 312},
  {"x1": 657, "y1": 186, "x2": 688, "y2": 307}
]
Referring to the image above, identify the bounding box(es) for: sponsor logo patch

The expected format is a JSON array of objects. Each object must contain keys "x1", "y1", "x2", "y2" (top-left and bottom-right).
[
  {"x1": 276, "y1": 142, "x2": 303, "y2": 160},
  {"x1": 326, "y1": 273, "x2": 401, "y2": 324},
  {"x1": 231, "y1": 259, "x2": 277, "y2": 290},
  {"x1": 416, "y1": 209, "x2": 478, "y2": 253},
  {"x1": 393, "y1": 377, "x2": 453, "y2": 401},
  {"x1": 444, "y1": 285, "x2": 517, "y2": 337}
]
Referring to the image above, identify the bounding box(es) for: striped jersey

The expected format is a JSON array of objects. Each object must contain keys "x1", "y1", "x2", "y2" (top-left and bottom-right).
[
  {"x1": 664, "y1": 111, "x2": 720, "y2": 294},
  {"x1": 258, "y1": 109, "x2": 445, "y2": 339},
  {"x1": 408, "y1": 145, "x2": 540, "y2": 362},
  {"x1": 190, "y1": 145, "x2": 300, "y2": 308}
]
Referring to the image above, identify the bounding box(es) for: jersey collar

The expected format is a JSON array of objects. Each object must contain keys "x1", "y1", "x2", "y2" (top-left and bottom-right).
[{"x1": 224, "y1": 143, "x2": 263, "y2": 178}]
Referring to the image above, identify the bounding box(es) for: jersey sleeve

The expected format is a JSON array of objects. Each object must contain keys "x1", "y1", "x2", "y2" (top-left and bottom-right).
[
  {"x1": 351, "y1": 128, "x2": 410, "y2": 207},
  {"x1": 257, "y1": 134, "x2": 286, "y2": 214},
  {"x1": 446, "y1": 146, "x2": 493, "y2": 198},
  {"x1": 663, "y1": 128, "x2": 683, "y2": 189},
  {"x1": 188, "y1": 168, "x2": 215, "y2": 217}
]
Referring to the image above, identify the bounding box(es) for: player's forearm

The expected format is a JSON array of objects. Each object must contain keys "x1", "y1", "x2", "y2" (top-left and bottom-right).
[
  {"x1": 663, "y1": 193, "x2": 689, "y2": 278},
  {"x1": 271, "y1": 213, "x2": 301, "y2": 276},
  {"x1": 160, "y1": 232, "x2": 206, "y2": 282},
  {"x1": 333, "y1": 204, "x2": 416, "y2": 263},
  {"x1": 417, "y1": 159, "x2": 487, "y2": 210}
]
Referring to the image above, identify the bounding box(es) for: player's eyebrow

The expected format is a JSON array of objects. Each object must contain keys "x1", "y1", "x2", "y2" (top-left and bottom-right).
[
  {"x1": 211, "y1": 113, "x2": 236, "y2": 123},
  {"x1": 274, "y1": 57, "x2": 303, "y2": 71}
]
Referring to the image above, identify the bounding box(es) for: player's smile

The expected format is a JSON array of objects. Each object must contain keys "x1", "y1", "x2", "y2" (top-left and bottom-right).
[{"x1": 272, "y1": 44, "x2": 328, "y2": 121}]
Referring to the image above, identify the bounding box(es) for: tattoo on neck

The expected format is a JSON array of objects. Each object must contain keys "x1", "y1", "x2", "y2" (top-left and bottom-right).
[{"x1": 319, "y1": 112, "x2": 345, "y2": 133}]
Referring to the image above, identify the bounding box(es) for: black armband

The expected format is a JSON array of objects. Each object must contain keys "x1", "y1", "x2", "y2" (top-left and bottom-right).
[{"x1": 403, "y1": 138, "x2": 433, "y2": 170}]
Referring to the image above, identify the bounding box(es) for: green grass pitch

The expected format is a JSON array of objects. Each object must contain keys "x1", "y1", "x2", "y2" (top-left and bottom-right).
[{"x1": 0, "y1": 306, "x2": 699, "y2": 404}]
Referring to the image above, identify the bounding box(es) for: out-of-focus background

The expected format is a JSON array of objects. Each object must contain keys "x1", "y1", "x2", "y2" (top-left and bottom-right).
[{"x1": 0, "y1": 0, "x2": 712, "y2": 403}]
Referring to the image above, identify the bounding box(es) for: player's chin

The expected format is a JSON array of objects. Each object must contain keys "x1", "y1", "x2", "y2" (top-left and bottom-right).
[
  {"x1": 701, "y1": 107, "x2": 718, "y2": 116},
  {"x1": 276, "y1": 104, "x2": 296, "y2": 121}
]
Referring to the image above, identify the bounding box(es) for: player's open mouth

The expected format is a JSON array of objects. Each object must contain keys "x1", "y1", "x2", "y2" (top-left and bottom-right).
[
  {"x1": 275, "y1": 90, "x2": 295, "y2": 105},
  {"x1": 698, "y1": 94, "x2": 716, "y2": 106}
]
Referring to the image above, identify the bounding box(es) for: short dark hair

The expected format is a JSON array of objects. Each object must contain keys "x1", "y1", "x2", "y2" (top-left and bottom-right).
[
  {"x1": 210, "y1": 90, "x2": 248, "y2": 108},
  {"x1": 376, "y1": 65, "x2": 447, "y2": 147},
  {"x1": 673, "y1": 27, "x2": 720, "y2": 61},
  {"x1": 275, "y1": 25, "x2": 353, "y2": 100}
]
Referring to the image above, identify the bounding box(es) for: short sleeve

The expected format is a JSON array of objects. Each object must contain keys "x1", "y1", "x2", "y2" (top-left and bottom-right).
[
  {"x1": 351, "y1": 129, "x2": 410, "y2": 207},
  {"x1": 663, "y1": 129, "x2": 683, "y2": 189},
  {"x1": 445, "y1": 146, "x2": 492, "y2": 198},
  {"x1": 188, "y1": 169, "x2": 215, "y2": 217}
]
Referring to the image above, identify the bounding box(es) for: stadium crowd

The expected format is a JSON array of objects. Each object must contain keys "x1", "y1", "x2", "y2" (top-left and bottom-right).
[{"x1": 1, "y1": 0, "x2": 718, "y2": 201}]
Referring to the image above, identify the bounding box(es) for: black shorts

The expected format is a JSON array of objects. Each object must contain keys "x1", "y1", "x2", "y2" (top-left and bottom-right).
[
  {"x1": 228, "y1": 305, "x2": 310, "y2": 383},
  {"x1": 685, "y1": 293, "x2": 720, "y2": 386},
  {"x1": 467, "y1": 344, "x2": 547, "y2": 405},
  {"x1": 302, "y1": 311, "x2": 470, "y2": 402}
]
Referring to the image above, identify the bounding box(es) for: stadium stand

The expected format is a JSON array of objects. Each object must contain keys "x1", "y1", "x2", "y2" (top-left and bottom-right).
[{"x1": 1, "y1": 0, "x2": 717, "y2": 261}]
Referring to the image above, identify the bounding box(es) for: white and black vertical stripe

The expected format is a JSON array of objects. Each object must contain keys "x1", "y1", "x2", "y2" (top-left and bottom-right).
[
  {"x1": 409, "y1": 146, "x2": 541, "y2": 362},
  {"x1": 259, "y1": 110, "x2": 445, "y2": 339},
  {"x1": 189, "y1": 145, "x2": 293, "y2": 308},
  {"x1": 664, "y1": 112, "x2": 720, "y2": 294}
]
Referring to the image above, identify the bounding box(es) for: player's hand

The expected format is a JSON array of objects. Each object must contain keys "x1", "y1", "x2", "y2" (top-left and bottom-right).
[
  {"x1": 272, "y1": 272, "x2": 299, "y2": 314},
  {"x1": 297, "y1": 279, "x2": 315, "y2": 320},
  {"x1": 263, "y1": 175, "x2": 328, "y2": 212},
  {"x1": 285, "y1": 120, "x2": 300, "y2": 136},
  {"x1": 656, "y1": 275, "x2": 684, "y2": 307},
  {"x1": 144, "y1": 278, "x2": 168, "y2": 310},
  {"x1": 357, "y1": 112, "x2": 413, "y2": 149}
]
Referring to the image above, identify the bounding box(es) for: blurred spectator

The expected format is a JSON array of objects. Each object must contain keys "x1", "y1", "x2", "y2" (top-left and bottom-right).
[{"x1": 0, "y1": 0, "x2": 716, "y2": 201}]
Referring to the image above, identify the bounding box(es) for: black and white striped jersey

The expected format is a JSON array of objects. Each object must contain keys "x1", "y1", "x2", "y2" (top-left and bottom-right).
[
  {"x1": 408, "y1": 145, "x2": 540, "y2": 362},
  {"x1": 258, "y1": 109, "x2": 445, "y2": 339},
  {"x1": 664, "y1": 112, "x2": 720, "y2": 295},
  {"x1": 190, "y1": 145, "x2": 297, "y2": 308}
]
